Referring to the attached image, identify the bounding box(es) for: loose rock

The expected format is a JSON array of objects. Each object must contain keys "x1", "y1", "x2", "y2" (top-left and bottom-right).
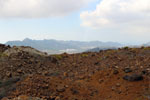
[
  {"x1": 123, "y1": 68, "x2": 132, "y2": 73},
  {"x1": 123, "y1": 74, "x2": 143, "y2": 81}
]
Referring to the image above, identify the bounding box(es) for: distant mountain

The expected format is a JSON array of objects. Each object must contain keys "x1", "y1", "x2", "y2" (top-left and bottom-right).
[
  {"x1": 143, "y1": 42, "x2": 150, "y2": 46},
  {"x1": 6, "y1": 38, "x2": 122, "y2": 54}
]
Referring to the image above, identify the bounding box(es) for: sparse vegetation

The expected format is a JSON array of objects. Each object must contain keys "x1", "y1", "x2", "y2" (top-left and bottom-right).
[
  {"x1": 123, "y1": 46, "x2": 129, "y2": 50},
  {"x1": 143, "y1": 47, "x2": 150, "y2": 50},
  {"x1": 0, "y1": 52, "x2": 8, "y2": 58},
  {"x1": 52, "y1": 54, "x2": 63, "y2": 60},
  {"x1": 81, "y1": 54, "x2": 88, "y2": 57}
]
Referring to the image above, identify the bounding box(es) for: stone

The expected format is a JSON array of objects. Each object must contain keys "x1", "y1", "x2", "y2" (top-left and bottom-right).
[
  {"x1": 113, "y1": 70, "x2": 119, "y2": 74},
  {"x1": 6, "y1": 71, "x2": 12, "y2": 77},
  {"x1": 55, "y1": 96, "x2": 61, "y2": 100},
  {"x1": 98, "y1": 79, "x2": 104, "y2": 84},
  {"x1": 123, "y1": 74, "x2": 143, "y2": 81},
  {"x1": 141, "y1": 70, "x2": 148, "y2": 75},
  {"x1": 56, "y1": 85, "x2": 66, "y2": 92},
  {"x1": 17, "y1": 69, "x2": 22, "y2": 73},
  {"x1": 116, "y1": 83, "x2": 121, "y2": 87},
  {"x1": 111, "y1": 86, "x2": 116, "y2": 91},
  {"x1": 94, "y1": 62, "x2": 99, "y2": 65},
  {"x1": 70, "y1": 88, "x2": 79, "y2": 95},
  {"x1": 63, "y1": 72, "x2": 68, "y2": 77},
  {"x1": 18, "y1": 95, "x2": 29, "y2": 100},
  {"x1": 114, "y1": 66, "x2": 119, "y2": 69},
  {"x1": 117, "y1": 90, "x2": 122, "y2": 94},
  {"x1": 1, "y1": 97, "x2": 9, "y2": 100},
  {"x1": 123, "y1": 68, "x2": 132, "y2": 73}
]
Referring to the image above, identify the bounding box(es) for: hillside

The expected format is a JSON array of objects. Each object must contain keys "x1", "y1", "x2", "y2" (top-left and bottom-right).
[
  {"x1": 6, "y1": 38, "x2": 122, "y2": 54},
  {"x1": 0, "y1": 44, "x2": 150, "y2": 100}
]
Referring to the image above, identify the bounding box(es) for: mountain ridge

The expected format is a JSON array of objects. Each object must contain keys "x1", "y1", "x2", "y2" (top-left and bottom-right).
[{"x1": 6, "y1": 38, "x2": 122, "y2": 54}]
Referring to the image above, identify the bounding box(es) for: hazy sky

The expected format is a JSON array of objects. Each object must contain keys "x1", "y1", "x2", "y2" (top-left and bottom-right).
[{"x1": 0, "y1": 0, "x2": 150, "y2": 44}]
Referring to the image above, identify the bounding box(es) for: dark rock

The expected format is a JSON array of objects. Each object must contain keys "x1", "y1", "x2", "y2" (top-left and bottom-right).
[
  {"x1": 141, "y1": 70, "x2": 147, "y2": 75},
  {"x1": 70, "y1": 88, "x2": 79, "y2": 95},
  {"x1": 113, "y1": 70, "x2": 119, "y2": 74},
  {"x1": 123, "y1": 68, "x2": 132, "y2": 73},
  {"x1": 123, "y1": 74, "x2": 143, "y2": 81},
  {"x1": 0, "y1": 44, "x2": 10, "y2": 53},
  {"x1": 117, "y1": 90, "x2": 122, "y2": 94},
  {"x1": 98, "y1": 79, "x2": 104, "y2": 84},
  {"x1": 142, "y1": 69, "x2": 150, "y2": 75},
  {"x1": 94, "y1": 62, "x2": 99, "y2": 65}
]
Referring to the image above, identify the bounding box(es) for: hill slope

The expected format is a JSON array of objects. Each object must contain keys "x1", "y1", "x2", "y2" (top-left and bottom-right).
[{"x1": 0, "y1": 44, "x2": 149, "y2": 100}]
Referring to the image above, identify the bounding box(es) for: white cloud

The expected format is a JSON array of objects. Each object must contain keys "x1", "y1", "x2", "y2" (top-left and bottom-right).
[
  {"x1": 0, "y1": 0, "x2": 94, "y2": 18},
  {"x1": 80, "y1": 0, "x2": 150, "y2": 33}
]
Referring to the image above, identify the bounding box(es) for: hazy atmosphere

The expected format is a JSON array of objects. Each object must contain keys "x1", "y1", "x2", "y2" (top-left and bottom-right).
[{"x1": 0, "y1": 0, "x2": 149, "y2": 44}]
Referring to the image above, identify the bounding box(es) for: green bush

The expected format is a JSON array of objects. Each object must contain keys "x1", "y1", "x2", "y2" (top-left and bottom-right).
[
  {"x1": 123, "y1": 46, "x2": 129, "y2": 50},
  {"x1": 0, "y1": 52, "x2": 8, "y2": 58},
  {"x1": 81, "y1": 54, "x2": 88, "y2": 57},
  {"x1": 143, "y1": 47, "x2": 150, "y2": 50},
  {"x1": 52, "y1": 54, "x2": 63, "y2": 60}
]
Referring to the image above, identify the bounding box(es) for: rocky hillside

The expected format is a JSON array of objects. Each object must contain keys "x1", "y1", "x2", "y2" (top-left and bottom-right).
[{"x1": 0, "y1": 44, "x2": 149, "y2": 100}]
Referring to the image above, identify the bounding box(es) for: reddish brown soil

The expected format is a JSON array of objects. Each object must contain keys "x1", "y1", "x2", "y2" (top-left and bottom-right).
[{"x1": 0, "y1": 45, "x2": 150, "y2": 100}]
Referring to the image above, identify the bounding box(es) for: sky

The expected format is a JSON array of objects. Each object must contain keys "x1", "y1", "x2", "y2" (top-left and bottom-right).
[{"x1": 0, "y1": 0, "x2": 150, "y2": 45}]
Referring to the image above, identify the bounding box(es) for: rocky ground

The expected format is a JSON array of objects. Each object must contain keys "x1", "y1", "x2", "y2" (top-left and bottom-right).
[{"x1": 0, "y1": 44, "x2": 149, "y2": 100}]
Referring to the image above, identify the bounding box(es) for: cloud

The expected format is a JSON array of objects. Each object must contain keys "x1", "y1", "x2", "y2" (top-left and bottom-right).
[
  {"x1": 80, "y1": 0, "x2": 150, "y2": 33},
  {"x1": 0, "y1": 0, "x2": 94, "y2": 18}
]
